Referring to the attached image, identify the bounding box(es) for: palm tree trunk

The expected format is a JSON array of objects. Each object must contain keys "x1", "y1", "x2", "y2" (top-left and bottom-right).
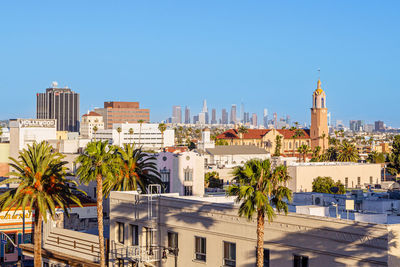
[
  {"x1": 256, "y1": 210, "x2": 265, "y2": 267},
  {"x1": 34, "y1": 208, "x2": 42, "y2": 267},
  {"x1": 96, "y1": 174, "x2": 106, "y2": 267}
]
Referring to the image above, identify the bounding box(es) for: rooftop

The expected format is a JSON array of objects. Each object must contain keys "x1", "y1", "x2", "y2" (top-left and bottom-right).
[{"x1": 205, "y1": 145, "x2": 269, "y2": 155}]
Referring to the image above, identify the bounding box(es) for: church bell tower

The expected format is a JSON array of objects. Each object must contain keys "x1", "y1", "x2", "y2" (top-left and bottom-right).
[{"x1": 310, "y1": 80, "x2": 329, "y2": 151}]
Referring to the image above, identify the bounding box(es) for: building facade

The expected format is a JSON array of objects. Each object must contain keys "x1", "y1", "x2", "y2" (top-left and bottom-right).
[
  {"x1": 36, "y1": 82, "x2": 80, "y2": 132},
  {"x1": 94, "y1": 102, "x2": 150, "y2": 129},
  {"x1": 80, "y1": 111, "x2": 105, "y2": 139}
]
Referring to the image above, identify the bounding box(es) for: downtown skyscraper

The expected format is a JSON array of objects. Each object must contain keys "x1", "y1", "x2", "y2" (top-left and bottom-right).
[
  {"x1": 172, "y1": 106, "x2": 182, "y2": 123},
  {"x1": 221, "y1": 108, "x2": 228, "y2": 124},
  {"x1": 36, "y1": 81, "x2": 80, "y2": 132},
  {"x1": 230, "y1": 104, "x2": 237, "y2": 124},
  {"x1": 185, "y1": 106, "x2": 191, "y2": 124}
]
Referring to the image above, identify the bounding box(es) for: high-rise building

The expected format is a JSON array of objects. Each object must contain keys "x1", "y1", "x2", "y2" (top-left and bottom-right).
[
  {"x1": 375, "y1": 121, "x2": 384, "y2": 132},
  {"x1": 251, "y1": 113, "x2": 257, "y2": 127},
  {"x1": 349, "y1": 120, "x2": 364, "y2": 132},
  {"x1": 221, "y1": 109, "x2": 228, "y2": 124},
  {"x1": 198, "y1": 112, "x2": 206, "y2": 125},
  {"x1": 185, "y1": 106, "x2": 191, "y2": 124},
  {"x1": 244, "y1": 112, "x2": 250, "y2": 124},
  {"x1": 193, "y1": 115, "x2": 199, "y2": 124},
  {"x1": 36, "y1": 81, "x2": 80, "y2": 132},
  {"x1": 310, "y1": 79, "x2": 329, "y2": 150},
  {"x1": 273, "y1": 112, "x2": 278, "y2": 128},
  {"x1": 202, "y1": 100, "x2": 209, "y2": 124},
  {"x1": 172, "y1": 106, "x2": 182, "y2": 124},
  {"x1": 94, "y1": 101, "x2": 150, "y2": 129},
  {"x1": 263, "y1": 109, "x2": 268, "y2": 128},
  {"x1": 230, "y1": 104, "x2": 237, "y2": 124},
  {"x1": 240, "y1": 102, "x2": 245, "y2": 123},
  {"x1": 211, "y1": 109, "x2": 217, "y2": 124}
]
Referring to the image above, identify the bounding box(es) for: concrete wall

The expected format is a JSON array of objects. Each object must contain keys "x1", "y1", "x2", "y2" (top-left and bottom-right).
[
  {"x1": 288, "y1": 163, "x2": 381, "y2": 192},
  {"x1": 109, "y1": 192, "x2": 400, "y2": 267}
]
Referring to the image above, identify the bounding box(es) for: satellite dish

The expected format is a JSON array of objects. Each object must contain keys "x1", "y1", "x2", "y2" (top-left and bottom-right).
[{"x1": 330, "y1": 187, "x2": 339, "y2": 194}]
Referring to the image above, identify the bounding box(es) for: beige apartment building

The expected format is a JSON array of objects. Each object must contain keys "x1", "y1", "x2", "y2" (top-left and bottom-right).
[
  {"x1": 109, "y1": 192, "x2": 400, "y2": 267},
  {"x1": 94, "y1": 101, "x2": 150, "y2": 129},
  {"x1": 287, "y1": 162, "x2": 382, "y2": 192}
]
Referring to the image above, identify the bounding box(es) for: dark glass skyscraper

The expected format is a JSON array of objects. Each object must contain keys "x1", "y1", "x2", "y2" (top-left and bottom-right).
[{"x1": 36, "y1": 82, "x2": 80, "y2": 132}]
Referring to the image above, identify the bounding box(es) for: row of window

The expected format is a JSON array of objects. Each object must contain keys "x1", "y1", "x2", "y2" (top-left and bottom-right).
[{"x1": 342, "y1": 176, "x2": 378, "y2": 188}]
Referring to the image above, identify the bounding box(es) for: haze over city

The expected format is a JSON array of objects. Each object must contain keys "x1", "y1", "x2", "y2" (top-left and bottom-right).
[{"x1": 0, "y1": 1, "x2": 399, "y2": 126}]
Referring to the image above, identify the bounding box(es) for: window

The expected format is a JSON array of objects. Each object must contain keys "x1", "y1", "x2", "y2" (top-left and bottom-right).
[
  {"x1": 160, "y1": 168, "x2": 171, "y2": 193},
  {"x1": 145, "y1": 227, "x2": 155, "y2": 250},
  {"x1": 43, "y1": 263, "x2": 49, "y2": 267},
  {"x1": 370, "y1": 176, "x2": 373, "y2": 184},
  {"x1": 184, "y1": 167, "x2": 193, "y2": 181},
  {"x1": 130, "y1": 224, "x2": 138, "y2": 246},
  {"x1": 321, "y1": 98, "x2": 325, "y2": 108},
  {"x1": 117, "y1": 259, "x2": 124, "y2": 267},
  {"x1": 344, "y1": 177, "x2": 348, "y2": 188},
  {"x1": 223, "y1": 241, "x2": 236, "y2": 267},
  {"x1": 184, "y1": 186, "x2": 193, "y2": 196},
  {"x1": 93, "y1": 187, "x2": 97, "y2": 199},
  {"x1": 357, "y1": 177, "x2": 361, "y2": 186},
  {"x1": 117, "y1": 222, "x2": 124, "y2": 244},
  {"x1": 195, "y1": 236, "x2": 206, "y2": 262},
  {"x1": 264, "y1": 249, "x2": 270, "y2": 267},
  {"x1": 168, "y1": 232, "x2": 178, "y2": 255},
  {"x1": 5, "y1": 233, "x2": 16, "y2": 254},
  {"x1": 293, "y1": 254, "x2": 308, "y2": 267}
]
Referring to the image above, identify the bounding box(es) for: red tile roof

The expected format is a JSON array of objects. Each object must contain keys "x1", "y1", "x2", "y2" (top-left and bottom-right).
[
  {"x1": 216, "y1": 128, "x2": 310, "y2": 140},
  {"x1": 82, "y1": 111, "x2": 101, "y2": 117}
]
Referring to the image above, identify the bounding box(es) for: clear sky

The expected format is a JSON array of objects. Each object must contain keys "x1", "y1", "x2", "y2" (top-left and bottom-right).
[{"x1": 0, "y1": 1, "x2": 399, "y2": 126}]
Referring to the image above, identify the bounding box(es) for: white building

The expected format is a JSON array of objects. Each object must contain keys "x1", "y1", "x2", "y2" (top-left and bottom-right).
[
  {"x1": 197, "y1": 128, "x2": 215, "y2": 150},
  {"x1": 96, "y1": 123, "x2": 174, "y2": 149},
  {"x1": 156, "y1": 151, "x2": 204, "y2": 196},
  {"x1": 9, "y1": 119, "x2": 57, "y2": 159},
  {"x1": 80, "y1": 111, "x2": 104, "y2": 139}
]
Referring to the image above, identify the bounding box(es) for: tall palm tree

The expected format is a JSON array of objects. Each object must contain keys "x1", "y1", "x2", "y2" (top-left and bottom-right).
[
  {"x1": 0, "y1": 142, "x2": 82, "y2": 267},
  {"x1": 103, "y1": 144, "x2": 162, "y2": 195},
  {"x1": 116, "y1": 127, "x2": 122, "y2": 147},
  {"x1": 320, "y1": 133, "x2": 327, "y2": 153},
  {"x1": 93, "y1": 125, "x2": 98, "y2": 141},
  {"x1": 337, "y1": 141, "x2": 360, "y2": 162},
  {"x1": 227, "y1": 159, "x2": 292, "y2": 267},
  {"x1": 292, "y1": 129, "x2": 305, "y2": 157},
  {"x1": 311, "y1": 146, "x2": 322, "y2": 162},
  {"x1": 138, "y1": 119, "x2": 144, "y2": 145},
  {"x1": 128, "y1": 128, "x2": 134, "y2": 144},
  {"x1": 297, "y1": 144, "x2": 311, "y2": 162},
  {"x1": 238, "y1": 126, "x2": 248, "y2": 145},
  {"x1": 76, "y1": 141, "x2": 117, "y2": 267},
  {"x1": 158, "y1": 123, "x2": 167, "y2": 149}
]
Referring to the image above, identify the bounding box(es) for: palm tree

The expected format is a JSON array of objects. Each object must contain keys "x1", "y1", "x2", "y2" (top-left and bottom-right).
[
  {"x1": 103, "y1": 144, "x2": 162, "y2": 195},
  {"x1": 158, "y1": 123, "x2": 167, "y2": 149},
  {"x1": 238, "y1": 125, "x2": 248, "y2": 145},
  {"x1": 337, "y1": 141, "x2": 360, "y2": 162},
  {"x1": 116, "y1": 127, "x2": 122, "y2": 147},
  {"x1": 311, "y1": 146, "x2": 322, "y2": 162},
  {"x1": 297, "y1": 144, "x2": 311, "y2": 162},
  {"x1": 138, "y1": 119, "x2": 144, "y2": 145},
  {"x1": 0, "y1": 142, "x2": 82, "y2": 267},
  {"x1": 93, "y1": 125, "x2": 98, "y2": 141},
  {"x1": 76, "y1": 141, "x2": 117, "y2": 267},
  {"x1": 273, "y1": 135, "x2": 282, "y2": 156},
  {"x1": 292, "y1": 129, "x2": 304, "y2": 157},
  {"x1": 227, "y1": 159, "x2": 292, "y2": 267},
  {"x1": 323, "y1": 146, "x2": 339, "y2": 162},
  {"x1": 128, "y1": 128, "x2": 134, "y2": 144},
  {"x1": 320, "y1": 133, "x2": 327, "y2": 153},
  {"x1": 0, "y1": 125, "x2": 3, "y2": 142}
]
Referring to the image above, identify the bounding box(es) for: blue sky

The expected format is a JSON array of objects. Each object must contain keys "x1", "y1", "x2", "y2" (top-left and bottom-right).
[{"x1": 0, "y1": 1, "x2": 399, "y2": 126}]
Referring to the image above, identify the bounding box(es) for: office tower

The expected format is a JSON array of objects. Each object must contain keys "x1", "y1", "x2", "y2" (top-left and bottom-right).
[
  {"x1": 273, "y1": 112, "x2": 278, "y2": 128},
  {"x1": 263, "y1": 109, "x2": 268, "y2": 128},
  {"x1": 211, "y1": 109, "x2": 217, "y2": 124},
  {"x1": 251, "y1": 113, "x2": 257, "y2": 127},
  {"x1": 94, "y1": 101, "x2": 150, "y2": 129},
  {"x1": 37, "y1": 81, "x2": 80, "y2": 132},
  {"x1": 240, "y1": 102, "x2": 245, "y2": 123},
  {"x1": 230, "y1": 104, "x2": 237, "y2": 124},
  {"x1": 221, "y1": 109, "x2": 228, "y2": 124},
  {"x1": 199, "y1": 112, "x2": 206, "y2": 125},
  {"x1": 202, "y1": 99, "x2": 209, "y2": 124},
  {"x1": 185, "y1": 106, "x2": 191, "y2": 124},
  {"x1": 193, "y1": 115, "x2": 199, "y2": 124},
  {"x1": 375, "y1": 121, "x2": 384, "y2": 132},
  {"x1": 244, "y1": 112, "x2": 250, "y2": 124},
  {"x1": 172, "y1": 106, "x2": 182, "y2": 124},
  {"x1": 310, "y1": 79, "x2": 329, "y2": 150},
  {"x1": 349, "y1": 120, "x2": 364, "y2": 132}
]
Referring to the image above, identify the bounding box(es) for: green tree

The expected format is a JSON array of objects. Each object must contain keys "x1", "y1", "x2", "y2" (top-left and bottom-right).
[
  {"x1": 337, "y1": 141, "x2": 359, "y2": 162},
  {"x1": 103, "y1": 144, "x2": 162, "y2": 195},
  {"x1": 0, "y1": 142, "x2": 82, "y2": 267},
  {"x1": 297, "y1": 144, "x2": 311, "y2": 162},
  {"x1": 310, "y1": 146, "x2": 322, "y2": 162},
  {"x1": 204, "y1": 171, "x2": 222, "y2": 188},
  {"x1": 367, "y1": 151, "x2": 386, "y2": 164},
  {"x1": 273, "y1": 135, "x2": 282, "y2": 157},
  {"x1": 138, "y1": 120, "x2": 145, "y2": 145},
  {"x1": 215, "y1": 139, "x2": 229, "y2": 146},
  {"x1": 188, "y1": 141, "x2": 196, "y2": 150},
  {"x1": 320, "y1": 133, "x2": 327, "y2": 153},
  {"x1": 128, "y1": 128, "x2": 134, "y2": 144},
  {"x1": 238, "y1": 125, "x2": 248, "y2": 145},
  {"x1": 93, "y1": 125, "x2": 98, "y2": 141},
  {"x1": 323, "y1": 146, "x2": 339, "y2": 162},
  {"x1": 312, "y1": 176, "x2": 345, "y2": 194},
  {"x1": 76, "y1": 141, "x2": 117, "y2": 267},
  {"x1": 116, "y1": 127, "x2": 122, "y2": 146},
  {"x1": 387, "y1": 135, "x2": 400, "y2": 176},
  {"x1": 0, "y1": 125, "x2": 3, "y2": 141},
  {"x1": 292, "y1": 129, "x2": 304, "y2": 157},
  {"x1": 227, "y1": 159, "x2": 292, "y2": 267},
  {"x1": 158, "y1": 123, "x2": 167, "y2": 148}
]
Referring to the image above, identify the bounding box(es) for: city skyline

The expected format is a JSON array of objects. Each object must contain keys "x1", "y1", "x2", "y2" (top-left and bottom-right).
[{"x1": 1, "y1": 1, "x2": 400, "y2": 126}]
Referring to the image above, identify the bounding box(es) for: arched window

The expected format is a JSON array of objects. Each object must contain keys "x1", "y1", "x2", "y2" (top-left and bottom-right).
[
  {"x1": 314, "y1": 97, "x2": 317, "y2": 107},
  {"x1": 321, "y1": 97, "x2": 325, "y2": 108}
]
